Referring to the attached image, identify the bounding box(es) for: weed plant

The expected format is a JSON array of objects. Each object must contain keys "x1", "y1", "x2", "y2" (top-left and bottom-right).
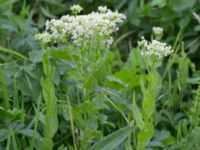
[{"x1": 0, "y1": 3, "x2": 200, "y2": 150}]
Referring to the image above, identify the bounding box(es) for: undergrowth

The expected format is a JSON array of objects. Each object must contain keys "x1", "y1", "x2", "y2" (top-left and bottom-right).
[{"x1": 0, "y1": 3, "x2": 200, "y2": 150}]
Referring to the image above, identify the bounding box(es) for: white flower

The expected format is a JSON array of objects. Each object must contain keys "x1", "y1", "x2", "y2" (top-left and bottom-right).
[
  {"x1": 138, "y1": 36, "x2": 148, "y2": 48},
  {"x1": 35, "y1": 32, "x2": 52, "y2": 43},
  {"x1": 36, "y1": 5, "x2": 126, "y2": 49},
  {"x1": 70, "y1": 5, "x2": 83, "y2": 15},
  {"x1": 152, "y1": 27, "x2": 163, "y2": 35},
  {"x1": 107, "y1": 37, "x2": 113, "y2": 47},
  {"x1": 98, "y1": 6, "x2": 108, "y2": 13},
  {"x1": 138, "y1": 37, "x2": 173, "y2": 59}
]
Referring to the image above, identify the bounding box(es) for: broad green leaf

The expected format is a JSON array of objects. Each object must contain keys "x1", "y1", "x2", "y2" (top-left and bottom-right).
[
  {"x1": 105, "y1": 75, "x2": 127, "y2": 89},
  {"x1": 29, "y1": 50, "x2": 43, "y2": 63},
  {"x1": 50, "y1": 50, "x2": 71, "y2": 60},
  {"x1": 40, "y1": 77, "x2": 55, "y2": 106},
  {"x1": 132, "y1": 95, "x2": 144, "y2": 129},
  {"x1": 0, "y1": 107, "x2": 24, "y2": 121},
  {"x1": 36, "y1": 138, "x2": 53, "y2": 150},
  {"x1": 89, "y1": 126, "x2": 133, "y2": 150},
  {"x1": 115, "y1": 68, "x2": 141, "y2": 88},
  {"x1": 44, "y1": 113, "x2": 58, "y2": 139},
  {"x1": 2, "y1": 63, "x2": 18, "y2": 78},
  {"x1": 42, "y1": 53, "x2": 52, "y2": 77},
  {"x1": 126, "y1": 49, "x2": 144, "y2": 70},
  {"x1": 156, "y1": 130, "x2": 170, "y2": 141},
  {"x1": 0, "y1": 17, "x2": 17, "y2": 31},
  {"x1": 150, "y1": 0, "x2": 166, "y2": 7},
  {"x1": 125, "y1": 138, "x2": 132, "y2": 150},
  {"x1": 172, "y1": 0, "x2": 196, "y2": 11},
  {"x1": 18, "y1": 129, "x2": 41, "y2": 139},
  {"x1": 163, "y1": 135, "x2": 176, "y2": 145},
  {"x1": 140, "y1": 79, "x2": 156, "y2": 120},
  {"x1": 137, "y1": 122, "x2": 154, "y2": 150},
  {"x1": 178, "y1": 15, "x2": 191, "y2": 28},
  {"x1": 0, "y1": 129, "x2": 9, "y2": 142}
]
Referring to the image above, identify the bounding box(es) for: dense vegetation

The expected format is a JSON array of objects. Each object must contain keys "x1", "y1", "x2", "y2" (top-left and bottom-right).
[{"x1": 0, "y1": 0, "x2": 200, "y2": 149}]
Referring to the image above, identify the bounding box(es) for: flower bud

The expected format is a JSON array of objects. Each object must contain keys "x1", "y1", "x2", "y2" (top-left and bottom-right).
[
  {"x1": 152, "y1": 26, "x2": 163, "y2": 40},
  {"x1": 70, "y1": 5, "x2": 83, "y2": 15}
]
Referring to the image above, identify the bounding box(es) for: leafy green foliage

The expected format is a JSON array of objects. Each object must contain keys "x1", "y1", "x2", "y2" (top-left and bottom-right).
[{"x1": 0, "y1": 0, "x2": 200, "y2": 150}]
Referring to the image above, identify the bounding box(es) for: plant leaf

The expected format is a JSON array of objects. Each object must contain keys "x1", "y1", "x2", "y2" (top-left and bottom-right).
[{"x1": 89, "y1": 126, "x2": 133, "y2": 150}]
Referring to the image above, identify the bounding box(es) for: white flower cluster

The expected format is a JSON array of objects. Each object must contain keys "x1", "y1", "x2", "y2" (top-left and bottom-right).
[
  {"x1": 35, "y1": 32, "x2": 52, "y2": 43},
  {"x1": 35, "y1": 5, "x2": 126, "y2": 49},
  {"x1": 70, "y1": 4, "x2": 83, "y2": 15},
  {"x1": 98, "y1": 6, "x2": 108, "y2": 13},
  {"x1": 138, "y1": 37, "x2": 173, "y2": 59}
]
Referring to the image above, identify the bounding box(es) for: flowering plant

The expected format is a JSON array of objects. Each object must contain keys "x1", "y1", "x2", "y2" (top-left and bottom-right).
[
  {"x1": 138, "y1": 37, "x2": 173, "y2": 59},
  {"x1": 35, "y1": 5, "x2": 126, "y2": 50},
  {"x1": 35, "y1": 8, "x2": 126, "y2": 145}
]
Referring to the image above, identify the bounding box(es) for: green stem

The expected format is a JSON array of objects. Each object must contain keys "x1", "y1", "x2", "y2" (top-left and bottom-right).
[
  {"x1": 12, "y1": 132, "x2": 18, "y2": 150},
  {"x1": 104, "y1": 95, "x2": 129, "y2": 124},
  {"x1": 6, "y1": 135, "x2": 11, "y2": 150},
  {"x1": 0, "y1": 47, "x2": 28, "y2": 60},
  {"x1": 67, "y1": 96, "x2": 77, "y2": 150},
  {"x1": 0, "y1": 68, "x2": 9, "y2": 109}
]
